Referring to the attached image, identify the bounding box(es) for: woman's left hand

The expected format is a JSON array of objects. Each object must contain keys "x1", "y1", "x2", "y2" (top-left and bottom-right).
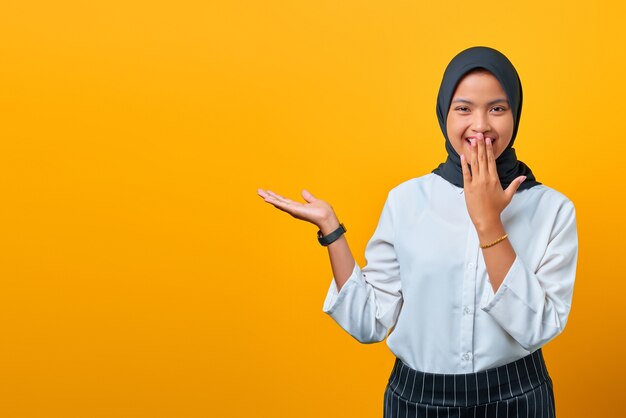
[{"x1": 461, "y1": 133, "x2": 526, "y2": 231}]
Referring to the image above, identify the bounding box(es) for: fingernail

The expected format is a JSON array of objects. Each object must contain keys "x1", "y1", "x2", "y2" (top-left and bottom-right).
[
  {"x1": 521, "y1": 176, "x2": 527, "y2": 182},
  {"x1": 486, "y1": 137, "x2": 491, "y2": 145}
]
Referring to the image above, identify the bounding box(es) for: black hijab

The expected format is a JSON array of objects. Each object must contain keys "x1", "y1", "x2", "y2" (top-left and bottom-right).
[{"x1": 432, "y1": 46, "x2": 540, "y2": 191}]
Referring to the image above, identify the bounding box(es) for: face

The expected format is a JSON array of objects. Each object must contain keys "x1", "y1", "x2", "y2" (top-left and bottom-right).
[{"x1": 446, "y1": 70, "x2": 514, "y2": 160}]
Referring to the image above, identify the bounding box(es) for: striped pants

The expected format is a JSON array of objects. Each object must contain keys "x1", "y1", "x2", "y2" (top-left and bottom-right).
[{"x1": 384, "y1": 349, "x2": 555, "y2": 418}]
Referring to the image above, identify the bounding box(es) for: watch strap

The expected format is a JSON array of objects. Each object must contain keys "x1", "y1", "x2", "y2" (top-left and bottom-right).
[{"x1": 317, "y1": 223, "x2": 346, "y2": 246}]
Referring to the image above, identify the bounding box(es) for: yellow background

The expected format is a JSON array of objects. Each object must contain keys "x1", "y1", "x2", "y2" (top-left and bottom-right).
[{"x1": 0, "y1": 1, "x2": 623, "y2": 417}]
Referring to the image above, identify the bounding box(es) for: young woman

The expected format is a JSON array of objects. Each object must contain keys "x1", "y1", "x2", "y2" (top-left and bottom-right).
[{"x1": 257, "y1": 46, "x2": 577, "y2": 418}]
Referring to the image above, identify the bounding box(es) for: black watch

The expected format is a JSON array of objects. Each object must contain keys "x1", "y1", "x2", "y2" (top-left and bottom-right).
[{"x1": 317, "y1": 223, "x2": 347, "y2": 246}]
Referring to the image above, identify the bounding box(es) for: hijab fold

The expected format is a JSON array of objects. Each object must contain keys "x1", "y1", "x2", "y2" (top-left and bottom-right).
[{"x1": 432, "y1": 46, "x2": 540, "y2": 191}]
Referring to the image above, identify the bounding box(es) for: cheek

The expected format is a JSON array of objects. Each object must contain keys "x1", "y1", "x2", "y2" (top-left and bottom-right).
[
  {"x1": 446, "y1": 117, "x2": 464, "y2": 139},
  {"x1": 447, "y1": 124, "x2": 468, "y2": 156},
  {"x1": 447, "y1": 118, "x2": 467, "y2": 146},
  {"x1": 499, "y1": 116, "x2": 515, "y2": 138}
]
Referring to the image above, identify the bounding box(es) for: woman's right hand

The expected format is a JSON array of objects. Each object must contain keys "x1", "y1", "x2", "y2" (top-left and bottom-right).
[{"x1": 257, "y1": 188, "x2": 338, "y2": 230}]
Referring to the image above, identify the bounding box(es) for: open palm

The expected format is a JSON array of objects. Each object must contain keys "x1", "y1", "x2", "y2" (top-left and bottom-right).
[{"x1": 257, "y1": 188, "x2": 335, "y2": 227}]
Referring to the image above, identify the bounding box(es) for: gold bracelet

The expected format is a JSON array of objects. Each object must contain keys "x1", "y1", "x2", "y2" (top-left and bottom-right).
[{"x1": 480, "y1": 233, "x2": 508, "y2": 249}]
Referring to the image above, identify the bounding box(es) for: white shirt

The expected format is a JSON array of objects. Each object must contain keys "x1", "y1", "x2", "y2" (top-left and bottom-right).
[{"x1": 322, "y1": 173, "x2": 578, "y2": 374}]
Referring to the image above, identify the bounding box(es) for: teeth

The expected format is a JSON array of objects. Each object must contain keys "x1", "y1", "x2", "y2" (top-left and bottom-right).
[{"x1": 465, "y1": 137, "x2": 495, "y2": 142}]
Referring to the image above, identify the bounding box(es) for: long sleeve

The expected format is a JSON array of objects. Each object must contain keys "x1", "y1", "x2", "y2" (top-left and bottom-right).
[
  {"x1": 479, "y1": 199, "x2": 578, "y2": 352},
  {"x1": 322, "y1": 192, "x2": 403, "y2": 344}
]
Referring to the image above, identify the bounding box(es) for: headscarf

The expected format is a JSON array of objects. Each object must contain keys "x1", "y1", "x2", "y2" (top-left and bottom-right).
[{"x1": 431, "y1": 46, "x2": 540, "y2": 191}]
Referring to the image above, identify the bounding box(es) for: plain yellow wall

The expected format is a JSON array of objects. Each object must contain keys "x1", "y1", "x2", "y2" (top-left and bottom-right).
[{"x1": 1, "y1": 1, "x2": 623, "y2": 417}]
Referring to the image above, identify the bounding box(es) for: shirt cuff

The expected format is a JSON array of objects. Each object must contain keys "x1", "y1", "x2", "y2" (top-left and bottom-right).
[
  {"x1": 480, "y1": 254, "x2": 545, "y2": 315},
  {"x1": 322, "y1": 261, "x2": 362, "y2": 314},
  {"x1": 480, "y1": 255, "x2": 523, "y2": 312}
]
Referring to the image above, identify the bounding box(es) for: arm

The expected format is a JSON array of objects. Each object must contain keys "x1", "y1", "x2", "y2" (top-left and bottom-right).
[
  {"x1": 257, "y1": 187, "x2": 402, "y2": 344},
  {"x1": 460, "y1": 133, "x2": 528, "y2": 294},
  {"x1": 322, "y1": 192, "x2": 403, "y2": 343},
  {"x1": 479, "y1": 201, "x2": 578, "y2": 351},
  {"x1": 461, "y1": 135, "x2": 578, "y2": 350},
  {"x1": 318, "y1": 213, "x2": 356, "y2": 293},
  {"x1": 476, "y1": 220, "x2": 516, "y2": 294}
]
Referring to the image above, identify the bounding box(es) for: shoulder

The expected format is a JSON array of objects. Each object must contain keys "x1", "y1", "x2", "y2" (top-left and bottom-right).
[
  {"x1": 515, "y1": 184, "x2": 577, "y2": 234},
  {"x1": 519, "y1": 183, "x2": 575, "y2": 214}
]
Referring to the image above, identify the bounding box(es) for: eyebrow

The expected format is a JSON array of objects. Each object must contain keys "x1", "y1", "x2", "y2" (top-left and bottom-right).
[{"x1": 452, "y1": 98, "x2": 509, "y2": 106}]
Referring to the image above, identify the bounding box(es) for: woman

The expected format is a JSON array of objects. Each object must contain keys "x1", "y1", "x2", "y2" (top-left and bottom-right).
[{"x1": 257, "y1": 46, "x2": 577, "y2": 418}]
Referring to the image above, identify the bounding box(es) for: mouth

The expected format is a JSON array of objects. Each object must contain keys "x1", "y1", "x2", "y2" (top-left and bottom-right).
[{"x1": 465, "y1": 136, "x2": 496, "y2": 145}]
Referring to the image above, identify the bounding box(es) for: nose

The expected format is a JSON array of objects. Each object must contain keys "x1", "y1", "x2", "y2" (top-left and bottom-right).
[{"x1": 471, "y1": 111, "x2": 491, "y2": 134}]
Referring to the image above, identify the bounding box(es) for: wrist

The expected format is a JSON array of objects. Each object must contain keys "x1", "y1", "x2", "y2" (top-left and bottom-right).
[
  {"x1": 319, "y1": 214, "x2": 340, "y2": 235},
  {"x1": 317, "y1": 222, "x2": 346, "y2": 246},
  {"x1": 475, "y1": 220, "x2": 505, "y2": 241}
]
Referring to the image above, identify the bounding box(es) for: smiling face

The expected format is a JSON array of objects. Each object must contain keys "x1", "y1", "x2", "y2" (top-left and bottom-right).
[{"x1": 446, "y1": 69, "x2": 514, "y2": 160}]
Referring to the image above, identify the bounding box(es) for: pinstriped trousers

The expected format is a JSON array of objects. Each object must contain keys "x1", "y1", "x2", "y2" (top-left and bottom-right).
[{"x1": 384, "y1": 349, "x2": 555, "y2": 418}]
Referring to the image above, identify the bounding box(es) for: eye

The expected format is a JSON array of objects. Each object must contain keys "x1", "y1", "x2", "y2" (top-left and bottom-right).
[
  {"x1": 491, "y1": 105, "x2": 508, "y2": 112},
  {"x1": 455, "y1": 106, "x2": 470, "y2": 112}
]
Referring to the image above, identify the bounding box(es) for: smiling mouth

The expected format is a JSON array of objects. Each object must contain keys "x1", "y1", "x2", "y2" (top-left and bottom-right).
[{"x1": 466, "y1": 137, "x2": 496, "y2": 144}]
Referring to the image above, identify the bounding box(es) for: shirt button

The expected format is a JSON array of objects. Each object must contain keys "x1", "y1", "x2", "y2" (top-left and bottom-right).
[
  {"x1": 464, "y1": 306, "x2": 472, "y2": 315},
  {"x1": 462, "y1": 352, "x2": 473, "y2": 361},
  {"x1": 467, "y1": 262, "x2": 475, "y2": 269}
]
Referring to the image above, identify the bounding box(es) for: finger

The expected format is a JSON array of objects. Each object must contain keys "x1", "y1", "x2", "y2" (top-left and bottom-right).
[
  {"x1": 461, "y1": 153, "x2": 472, "y2": 186},
  {"x1": 485, "y1": 137, "x2": 497, "y2": 177},
  {"x1": 301, "y1": 189, "x2": 318, "y2": 203},
  {"x1": 504, "y1": 176, "x2": 527, "y2": 201},
  {"x1": 263, "y1": 193, "x2": 304, "y2": 214},
  {"x1": 265, "y1": 190, "x2": 296, "y2": 205},
  {"x1": 257, "y1": 188, "x2": 277, "y2": 200},
  {"x1": 476, "y1": 134, "x2": 487, "y2": 176},
  {"x1": 470, "y1": 137, "x2": 479, "y2": 176},
  {"x1": 264, "y1": 189, "x2": 285, "y2": 200},
  {"x1": 261, "y1": 190, "x2": 293, "y2": 208}
]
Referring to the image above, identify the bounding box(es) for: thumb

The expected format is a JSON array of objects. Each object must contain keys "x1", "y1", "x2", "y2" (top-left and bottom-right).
[
  {"x1": 504, "y1": 176, "x2": 527, "y2": 200},
  {"x1": 301, "y1": 189, "x2": 317, "y2": 203}
]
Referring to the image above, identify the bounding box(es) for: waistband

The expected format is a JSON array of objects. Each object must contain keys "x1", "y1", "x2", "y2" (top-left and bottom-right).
[{"x1": 387, "y1": 349, "x2": 551, "y2": 407}]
